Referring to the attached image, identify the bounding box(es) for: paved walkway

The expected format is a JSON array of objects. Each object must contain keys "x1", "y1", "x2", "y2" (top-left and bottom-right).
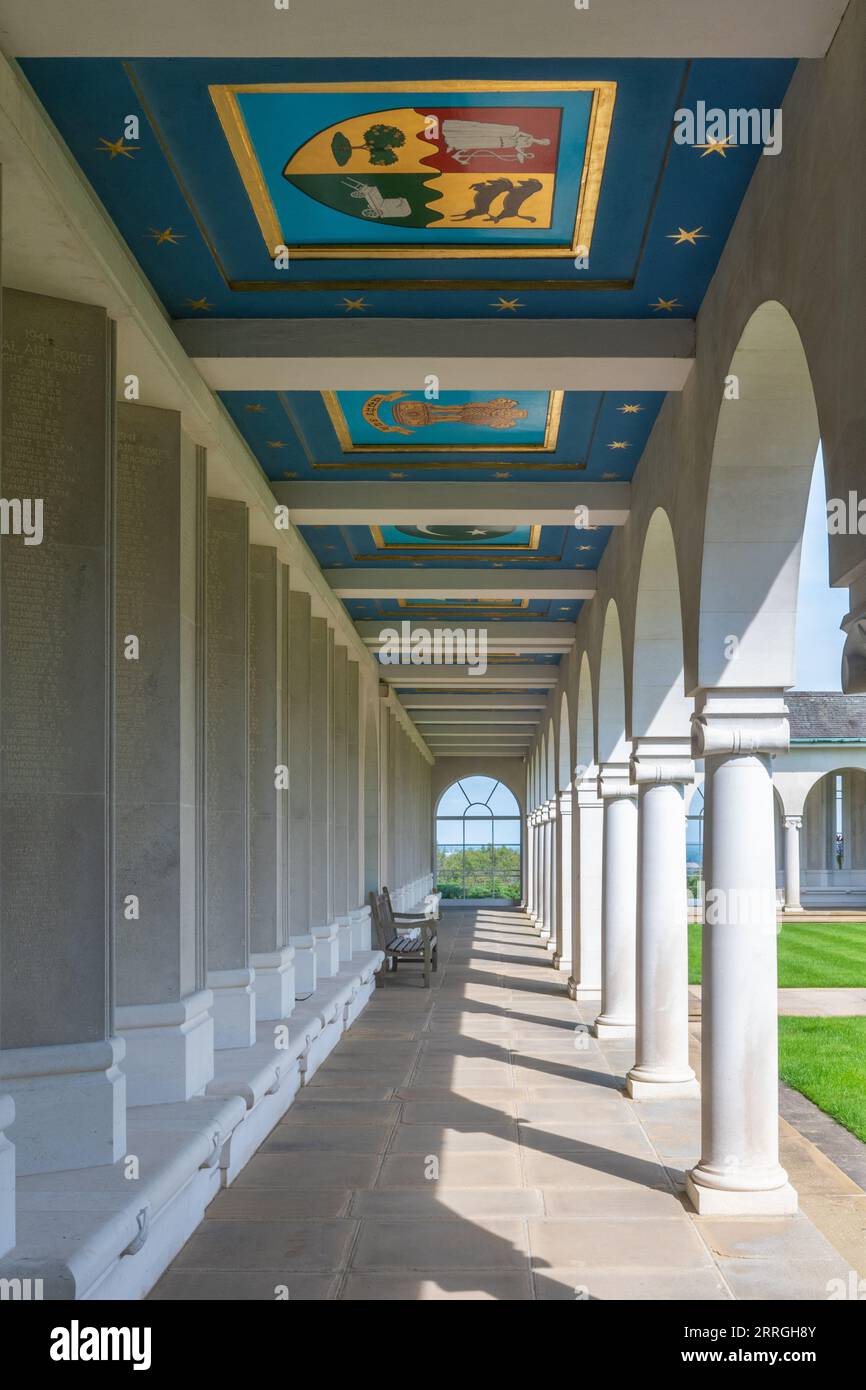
[
  {"x1": 151, "y1": 907, "x2": 853, "y2": 1301},
  {"x1": 690, "y1": 985, "x2": 866, "y2": 1016}
]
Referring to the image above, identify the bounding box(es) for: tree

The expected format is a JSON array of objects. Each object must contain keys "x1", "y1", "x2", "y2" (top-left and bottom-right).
[{"x1": 331, "y1": 124, "x2": 406, "y2": 168}]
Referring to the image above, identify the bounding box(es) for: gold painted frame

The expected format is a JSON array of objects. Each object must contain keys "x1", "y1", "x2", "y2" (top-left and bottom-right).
[
  {"x1": 208, "y1": 79, "x2": 616, "y2": 261},
  {"x1": 369, "y1": 524, "x2": 542, "y2": 554},
  {"x1": 322, "y1": 390, "x2": 563, "y2": 453}
]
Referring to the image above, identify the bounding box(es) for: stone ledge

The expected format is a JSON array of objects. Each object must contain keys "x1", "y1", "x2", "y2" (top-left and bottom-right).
[{"x1": 0, "y1": 952, "x2": 384, "y2": 1299}]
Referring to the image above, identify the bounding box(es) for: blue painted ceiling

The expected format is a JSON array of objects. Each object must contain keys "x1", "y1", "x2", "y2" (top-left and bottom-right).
[{"x1": 18, "y1": 54, "x2": 795, "y2": 693}]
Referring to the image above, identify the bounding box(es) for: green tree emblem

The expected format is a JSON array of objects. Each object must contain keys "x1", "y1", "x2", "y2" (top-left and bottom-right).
[{"x1": 331, "y1": 124, "x2": 407, "y2": 167}]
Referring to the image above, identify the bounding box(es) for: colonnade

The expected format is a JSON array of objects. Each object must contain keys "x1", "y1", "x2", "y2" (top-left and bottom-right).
[
  {"x1": 0, "y1": 287, "x2": 434, "y2": 1287},
  {"x1": 526, "y1": 690, "x2": 797, "y2": 1216}
]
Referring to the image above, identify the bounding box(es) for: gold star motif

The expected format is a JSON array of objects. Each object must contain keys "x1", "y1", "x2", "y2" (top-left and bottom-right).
[
  {"x1": 265, "y1": 440, "x2": 287, "y2": 449},
  {"x1": 340, "y1": 297, "x2": 368, "y2": 312},
  {"x1": 282, "y1": 471, "x2": 298, "y2": 479},
  {"x1": 491, "y1": 297, "x2": 524, "y2": 312},
  {"x1": 667, "y1": 226, "x2": 708, "y2": 246},
  {"x1": 245, "y1": 404, "x2": 266, "y2": 413},
  {"x1": 389, "y1": 472, "x2": 407, "y2": 479},
  {"x1": 649, "y1": 297, "x2": 682, "y2": 313},
  {"x1": 607, "y1": 441, "x2": 630, "y2": 450},
  {"x1": 696, "y1": 138, "x2": 734, "y2": 157},
  {"x1": 185, "y1": 296, "x2": 213, "y2": 312},
  {"x1": 97, "y1": 136, "x2": 139, "y2": 160},
  {"x1": 618, "y1": 403, "x2": 643, "y2": 414},
  {"x1": 602, "y1": 471, "x2": 620, "y2": 479},
  {"x1": 494, "y1": 471, "x2": 512, "y2": 479},
  {"x1": 577, "y1": 545, "x2": 593, "y2": 552},
  {"x1": 146, "y1": 226, "x2": 184, "y2": 246}
]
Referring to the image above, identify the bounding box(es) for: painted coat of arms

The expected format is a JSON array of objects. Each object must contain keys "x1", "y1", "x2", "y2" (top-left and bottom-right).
[{"x1": 209, "y1": 82, "x2": 615, "y2": 258}]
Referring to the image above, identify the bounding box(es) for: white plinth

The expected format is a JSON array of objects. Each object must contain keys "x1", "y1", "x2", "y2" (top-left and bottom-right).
[
  {"x1": 251, "y1": 946, "x2": 296, "y2": 1021},
  {"x1": 117, "y1": 989, "x2": 214, "y2": 1105},
  {"x1": 207, "y1": 968, "x2": 256, "y2": 1050},
  {"x1": 5, "y1": 1038, "x2": 126, "y2": 1175}
]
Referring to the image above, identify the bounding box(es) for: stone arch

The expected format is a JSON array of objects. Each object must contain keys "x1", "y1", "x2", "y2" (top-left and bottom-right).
[
  {"x1": 575, "y1": 651, "x2": 594, "y2": 782},
  {"x1": 697, "y1": 301, "x2": 820, "y2": 691},
  {"x1": 631, "y1": 507, "x2": 691, "y2": 739},
  {"x1": 597, "y1": 601, "x2": 628, "y2": 765},
  {"x1": 557, "y1": 690, "x2": 572, "y2": 791}
]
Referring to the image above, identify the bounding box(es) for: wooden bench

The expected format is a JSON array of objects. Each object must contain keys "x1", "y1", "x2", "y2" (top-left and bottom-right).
[{"x1": 369, "y1": 890, "x2": 438, "y2": 988}]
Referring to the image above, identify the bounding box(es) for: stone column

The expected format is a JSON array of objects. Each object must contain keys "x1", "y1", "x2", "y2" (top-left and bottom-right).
[
  {"x1": 525, "y1": 813, "x2": 534, "y2": 915},
  {"x1": 249, "y1": 547, "x2": 294, "y2": 1019},
  {"x1": 288, "y1": 589, "x2": 315, "y2": 994},
  {"x1": 593, "y1": 766, "x2": 638, "y2": 1038},
  {"x1": 626, "y1": 740, "x2": 699, "y2": 1100},
  {"x1": 554, "y1": 786, "x2": 573, "y2": 974},
  {"x1": 1, "y1": 290, "x2": 125, "y2": 1173},
  {"x1": 568, "y1": 773, "x2": 604, "y2": 999},
  {"x1": 685, "y1": 692, "x2": 797, "y2": 1215},
  {"x1": 309, "y1": 617, "x2": 338, "y2": 977},
  {"x1": 782, "y1": 816, "x2": 804, "y2": 913},
  {"x1": 543, "y1": 799, "x2": 558, "y2": 952},
  {"x1": 205, "y1": 498, "x2": 254, "y2": 1049},
  {"x1": 115, "y1": 405, "x2": 212, "y2": 1104},
  {"x1": 346, "y1": 660, "x2": 361, "y2": 914},
  {"x1": 333, "y1": 645, "x2": 352, "y2": 960}
]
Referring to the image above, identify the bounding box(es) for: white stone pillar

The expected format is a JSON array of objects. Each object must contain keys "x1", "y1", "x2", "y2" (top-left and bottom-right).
[
  {"x1": 782, "y1": 815, "x2": 804, "y2": 913},
  {"x1": 310, "y1": 617, "x2": 339, "y2": 977},
  {"x1": 626, "y1": 741, "x2": 699, "y2": 1100},
  {"x1": 205, "y1": 499, "x2": 255, "y2": 1048},
  {"x1": 115, "y1": 405, "x2": 213, "y2": 1103},
  {"x1": 554, "y1": 786, "x2": 573, "y2": 974},
  {"x1": 249, "y1": 547, "x2": 294, "y2": 1019},
  {"x1": 544, "y1": 798, "x2": 558, "y2": 953},
  {"x1": 536, "y1": 808, "x2": 548, "y2": 935},
  {"x1": 1, "y1": 290, "x2": 125, "y2": 1173},
  {"x1": 288, "y1": 589, "x2": 316, "y2": 995},
  {"x1": 568, "y1": 773, "x2": 604, "y2": 999},
  {"x1": 528, "y1": 813, "x2": 538, "y2": 919},
  {"x1": 593, "y1": 766, "x2": 638, "y2": 1038},
  {"x1": 685, "y1": 692, "x2": 797, "y2": 1215}
]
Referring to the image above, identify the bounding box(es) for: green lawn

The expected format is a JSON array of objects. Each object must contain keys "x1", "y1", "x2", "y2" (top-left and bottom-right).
[
  {"x1": 688, "y1": 919, "x2": 866, "y2": 987},
  {"x1": 778, "y1": 1016, "x2": 866, "y2": 1143}
]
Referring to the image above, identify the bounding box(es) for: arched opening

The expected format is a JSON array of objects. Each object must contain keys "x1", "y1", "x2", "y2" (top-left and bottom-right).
[
  {"x1": 800, "y1": 769, "x2": 866, "y2": 907},
  {"x1": 597, "y1": 601, "x2": 628, "y2": 765},
  {"x1": 362, "y1": 703, "x2": 380, "y2": 895},
  {"x1": 435, "y1": 775, "x2": 521, "y2": 903},
  {"x1": 697, "y1": 301, "x2": 821, "y2": 691},
  {"x1": 557, "y1": 691, "x2": 571, "y2": 792},
  {"x1": 632, "y1": 509, "x2": 690, "y2": 739},
  {"x1": 575, "y1": 652, "x2": 594, "y2": 782}
]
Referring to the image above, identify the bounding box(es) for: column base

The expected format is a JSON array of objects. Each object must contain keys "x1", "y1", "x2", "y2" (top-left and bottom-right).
[
  {"x1": 626, "y1": 1066, "x2": 699, "y2": 1101},
  {"x1": 251, "y1": 947, "x2": 296, "y2": 1021},
  {"x1": 117, "y1": 990, "x2": 215, "y2": 1105},
  {"x1": 313, "y1": 922, "x2": 340, "y2": 978},
  {"x1": 567, "y1": 976, "x2": 601, "y2": 1000},
  {"x1": 593, "y1": 1015, "x2": 635, "y2": 1039},
  {"x1": 5, "y1": 1039, "x2": 126, "y2": 1175},
  {"x1": 553, "y1": 955, "x2": 572, "y2": 975},
  {"x1": 291, "y1": 935, "x2": 317, "y2": 998},
  {"x1": 782, "y1": 904, "x2": 806, "y2": 914},
  {"x1": 207, "y1": 969, "x2": 256, "y2": 1050},
  {"x1": 335, "y1": 916, "x2": 353, "y2": 962},
  {"x1": 685, "y1": 1170, "x2": 798, "y2": 1216},
  {"x1": 349, "y1": 907, "x2": 372, "y2": 953},
  {"x1": 0, "y1": 1096, "x2": 15, "y2": 1257}
]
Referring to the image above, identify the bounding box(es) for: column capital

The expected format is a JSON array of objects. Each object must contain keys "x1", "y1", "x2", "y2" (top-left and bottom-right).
[
  {"x1": 630, "y1": 736, "x2": 695, "y2": 787},
  {"x1": 783, "y1": 814, "x2": 803, "y2": 831},
  {"x1": 690, "y1": 690, "x2": 789, "y2": 759},
  {"x1": 598, "y1": 764, "x2": 638, "y2": 800},
  {"x1": 557, "y1": 787, "x2": 574, "y2": 814},
  {"x1": 545, "y1": 797, "x2": 558, "y2": 818}
]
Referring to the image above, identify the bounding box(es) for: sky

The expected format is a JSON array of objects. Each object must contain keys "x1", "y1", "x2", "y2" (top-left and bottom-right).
[{"x1": 793, "y1": 446, "x2": 848, "y2": 691}]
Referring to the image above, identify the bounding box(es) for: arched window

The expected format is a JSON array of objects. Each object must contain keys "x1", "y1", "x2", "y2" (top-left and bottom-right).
[{"x1": 436, "y1": 776, "x2": 521, "y2": 901}]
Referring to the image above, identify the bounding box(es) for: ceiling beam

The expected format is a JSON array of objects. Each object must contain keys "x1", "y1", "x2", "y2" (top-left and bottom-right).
[
  {"x1": 329, "y1": 569, "x2": 595, "y2": 600},
  {"x1": 412, "y1": 710, "x2": 540, "y2": 725},
  {"x1": 178, "y1": 319, "x2": 694, "y2": 393},
  {"x1": 401, "y1": 693, "x2": 549, "y2": 710},
  {"x1": 274, "y1": 481, "x2": 630, "y2": 528},
  {"x1": 379, "y1": 664, "x2": 559, "y2": 687},
  {"x1": 2, "y1": 1, "x2": 845, "y2": 57},
  {"x1": 358, "y1": 621, "x2": 575, "y2": 655}
]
